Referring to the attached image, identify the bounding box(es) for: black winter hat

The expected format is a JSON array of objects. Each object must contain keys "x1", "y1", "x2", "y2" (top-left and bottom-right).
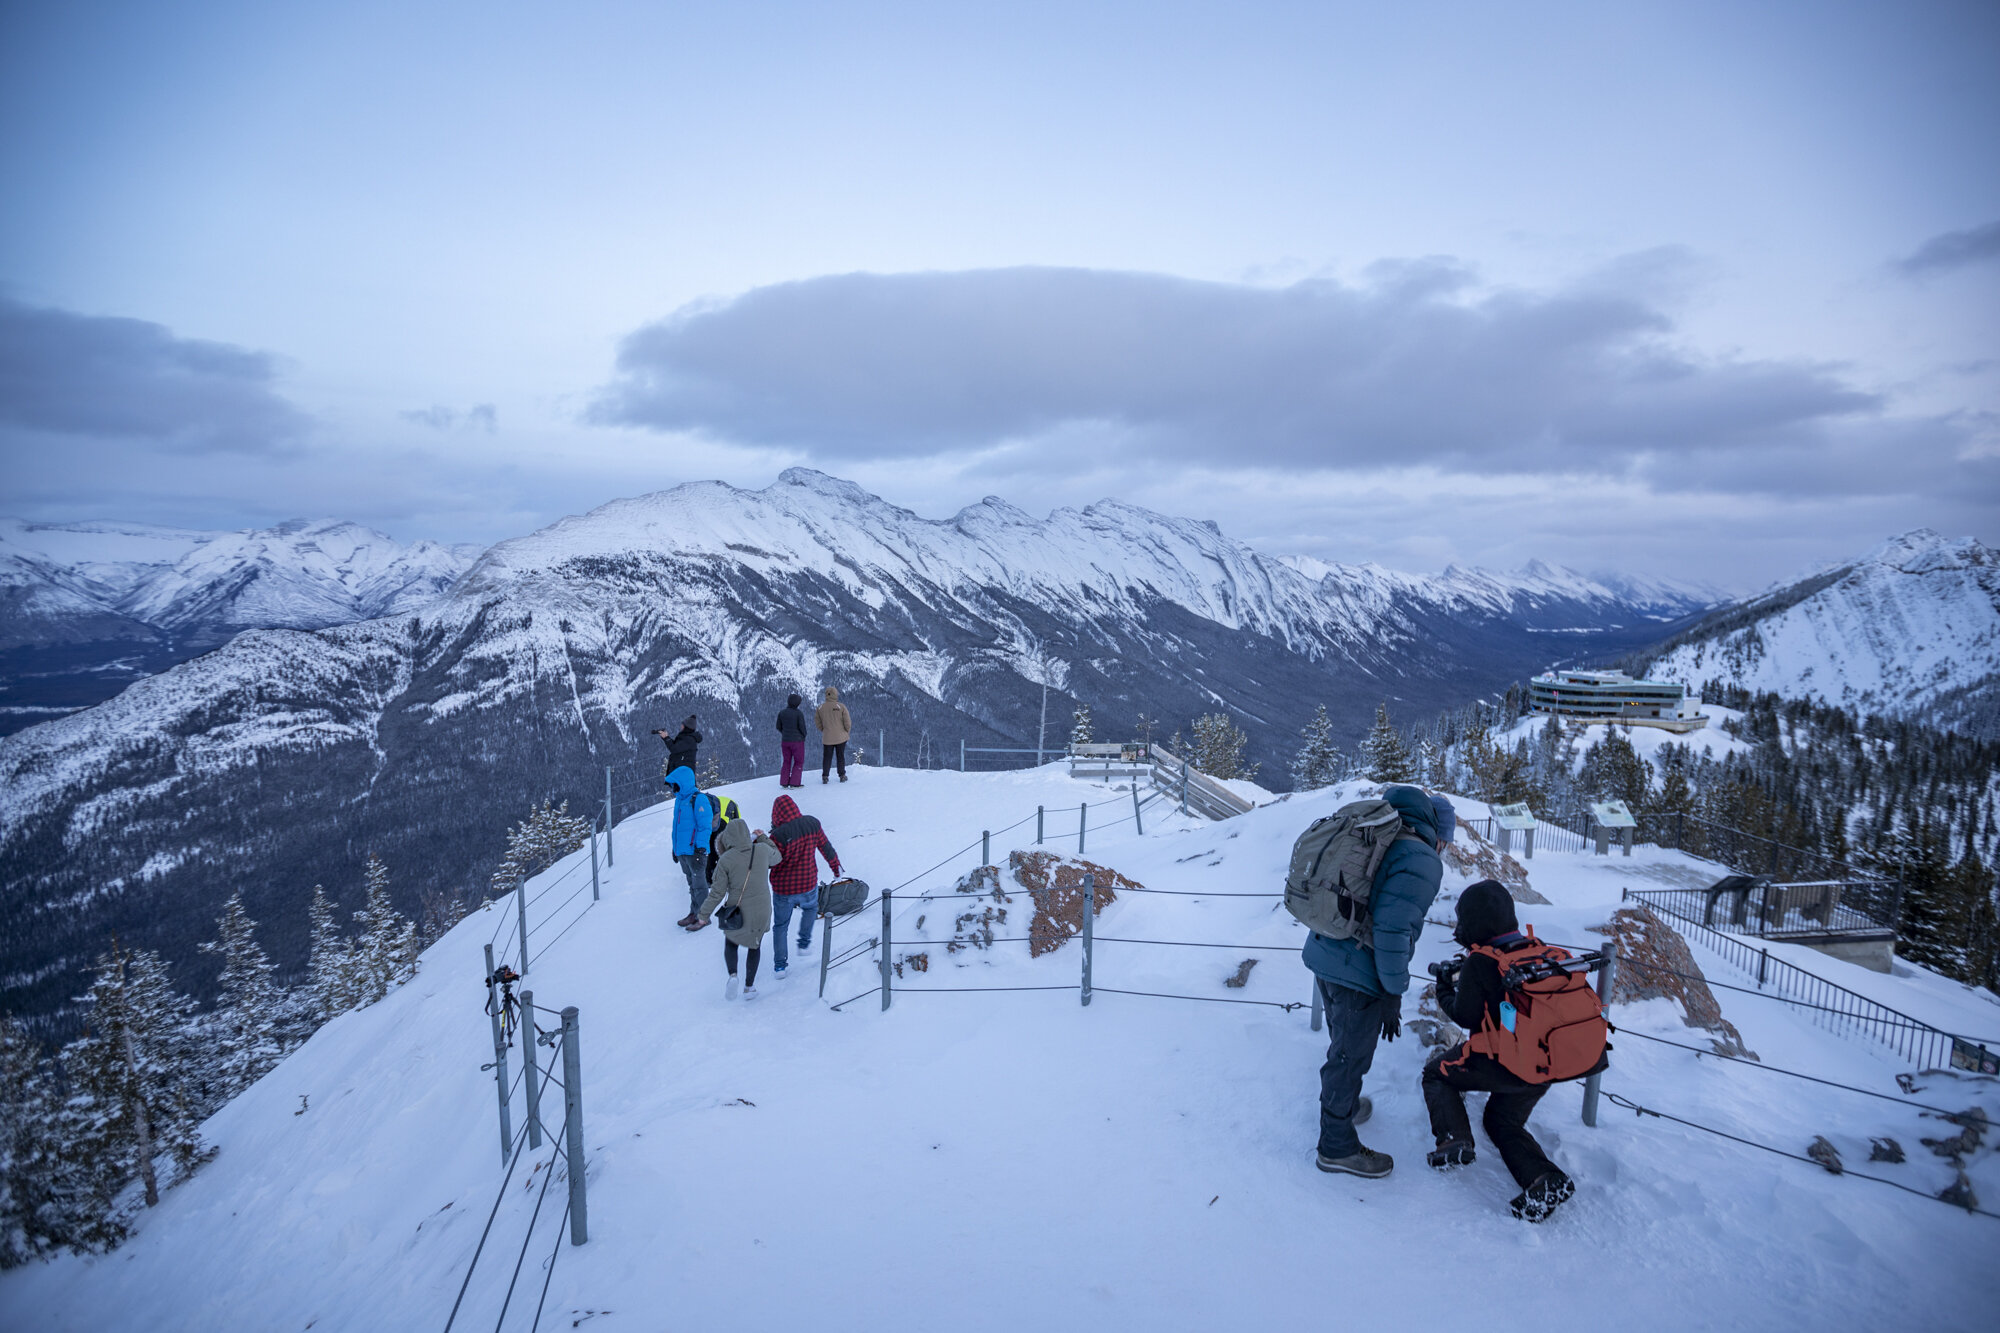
[
  {"x1": 787, "y1": 693, "x2": 802, "y2": 708},
  {"x1": 683, "y1": 715, "x2": 698, "y2": 730},
  {"x1": 1453, "y1": 879, "x2": 1518, "y2": 947}
]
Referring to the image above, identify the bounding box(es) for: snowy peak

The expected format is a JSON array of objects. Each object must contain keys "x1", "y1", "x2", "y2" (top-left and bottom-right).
[{"x1": 1647, "y1": 529, "x2": 2000, "y2": 738}]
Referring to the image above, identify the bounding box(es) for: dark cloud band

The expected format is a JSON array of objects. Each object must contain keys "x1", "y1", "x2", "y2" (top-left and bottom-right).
[
  {"x1": 0, "y1": 295, "x2": 309, "y2": 453},
  {"x1": 588, "y1": 264, "x2": 1954, "y2": 494}
]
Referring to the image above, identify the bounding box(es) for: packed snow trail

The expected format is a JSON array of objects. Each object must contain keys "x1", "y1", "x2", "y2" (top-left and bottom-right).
[{"x1": 4, "y1": 766, "x2": 1996, "y2": 1331}]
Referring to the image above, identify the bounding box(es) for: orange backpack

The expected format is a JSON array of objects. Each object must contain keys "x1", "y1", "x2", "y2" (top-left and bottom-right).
[{"x1": 1458, "y1": 930, "x2": 1610, "y2": 1084}]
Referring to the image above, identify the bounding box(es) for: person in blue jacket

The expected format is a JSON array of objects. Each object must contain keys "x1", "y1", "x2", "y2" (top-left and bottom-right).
[
  {"x1": 667, "y1": 765, "x2": 715, "y2": 931},
  {"x1": 1301, "y1": 784, "x2": 1455, "y2": 1179}
]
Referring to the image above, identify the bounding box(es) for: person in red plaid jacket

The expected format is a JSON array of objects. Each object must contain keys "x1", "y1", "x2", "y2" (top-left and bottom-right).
[{"x1": 767, "y1": 793, "x2": 842, "y2": 977}]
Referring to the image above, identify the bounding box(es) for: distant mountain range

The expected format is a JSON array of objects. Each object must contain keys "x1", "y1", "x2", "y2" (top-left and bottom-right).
[
  {"x1": 0, "y1": 470, "x2": 1719, "y2": 1036},
  {"x1": 0, "y1": 517, "x2": 480, "y2": 733},
  {"x1": 1636, "y1": 529, "x2": 2000, "y2": 740}
]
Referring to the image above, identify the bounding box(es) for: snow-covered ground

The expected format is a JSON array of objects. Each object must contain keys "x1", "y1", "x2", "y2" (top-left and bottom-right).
[
  {"x1": 5, "y1": 765, "x2": 1996, "y2": 1331},
  {"x1": 1493, "y1": 704, "x2": 1756, "y2": 767}
]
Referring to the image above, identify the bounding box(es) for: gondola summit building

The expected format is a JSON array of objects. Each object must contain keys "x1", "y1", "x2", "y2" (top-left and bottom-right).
[{"x1": 1527, "y1": 669, "x2": 1709, "y2": 733}]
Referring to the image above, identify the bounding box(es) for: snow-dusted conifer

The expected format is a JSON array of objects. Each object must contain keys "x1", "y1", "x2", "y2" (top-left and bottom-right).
[
  {"x1": 490, "y1": 800, "x2": 592, "y2": 902},
  {"x1": 1290, "y1": 705, "x2": 1340, "y2": 790},
  {"x1": 62, "y1": 947, "x2": 210, "y2": 1220},
  {"x1": 697, "y1": 754, "x2": 725, "y2": 790},
  {"x1": 350, "y1": 855, "x2": 418, "y2": 1007},
  {"x1": 1579, "y1": 726, "x2": 1652, "y2": 810},
  {"x1": 198, "y1": 893, "x2": 285, "y2": 1099},
  {"x1": 307, "y1": 884, "x2": 356, "y2": 1021},
  {"x1": 1070, "y1": 703, "x2": 1093, "y2": 748},
  {"x1": 0, "y1": 1015, "x2": 71, "y2": 1265},
  {"x1": 1361, "y1": 704, "x2": 1415, "y2": 783},
  {"x1": 1191, "y1": 712, "x2": 1258, "y2": 782}
]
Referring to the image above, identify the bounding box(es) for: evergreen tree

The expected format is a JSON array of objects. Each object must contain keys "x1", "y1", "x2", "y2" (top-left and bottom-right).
[
  {"x1": 1191, "y1": 712, "x2": 1258, "y2": 781},
  {"x1": 696, "y1": 754, "x2": 725, "y2": 790},
  {"x1": 198, "y1": 893, "x2": 285, "y2": 1100},
  {"x1": 350, "y1": 855, "x2": 418, "y2": 1007},
  {"x1": 1290, "y1": 705, "x2": 1341, "y2": 790},
  {"x1": 306, "y1": 885, "x2": 356, "y2": 1022},
  {"x1": 1070, "y1": 703, "x2": 1094, "y2": 747},
  {"x1": 490, "y1": 801, "x2": 592, "y2": 902},
  {"x1": 0, "y1": 1015, "x2": 72, "y2": 1265},
  {"x1": 1361, "y1": 704, "x2": 1415, "y2": 783},
  {"x1": 1578, "y1": 726, "x2": 1653, "y2": 811},
  {"x1": 62, "y1": 947, "x2": 210, "y2": 1221}
]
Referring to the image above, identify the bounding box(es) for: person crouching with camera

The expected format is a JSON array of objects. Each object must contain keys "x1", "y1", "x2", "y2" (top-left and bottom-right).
[{"x1": 1422, "y1": 878, "x2": 1576, "y2": 1222}]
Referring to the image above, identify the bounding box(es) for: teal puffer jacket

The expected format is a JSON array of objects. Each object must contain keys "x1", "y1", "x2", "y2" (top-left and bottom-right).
[{"x1": 1301, "y1": 786, "x2": 1446, "y2": 998}]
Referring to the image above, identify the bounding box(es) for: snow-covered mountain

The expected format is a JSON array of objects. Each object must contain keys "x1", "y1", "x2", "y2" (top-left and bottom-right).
[
  {"x1": 0, "y1": 470, "x2": 1715, "y2": 1036},
  {"x1": 0, "y1": 518, "x2": 481, "y2": 733},
  {"x1": 1641, "y1": 529, "x2": 2000, "y2": 738}
]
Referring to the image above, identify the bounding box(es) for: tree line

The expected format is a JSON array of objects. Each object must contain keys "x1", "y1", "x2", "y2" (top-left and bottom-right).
[{"x1": 0, "y1": 800, "x2": 589, "y2": 1266}]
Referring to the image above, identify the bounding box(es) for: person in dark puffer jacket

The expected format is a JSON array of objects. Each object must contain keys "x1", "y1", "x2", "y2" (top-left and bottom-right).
[
  {"x1": 1422, "y1": 878, "x2": 1574, "y2": 1222},
  {"x1": 775, "y1": 694, "x2": 809, "y2": 788},
  {"x1": 657, "y1": 716, "x2": 701, "y2": 774},
  {"x1": 1301, "y1": 785, "x2": 1455, "y2": 1180},
  {"x1": 767, "y1": 793, "x2": 843, "y2": 976}
]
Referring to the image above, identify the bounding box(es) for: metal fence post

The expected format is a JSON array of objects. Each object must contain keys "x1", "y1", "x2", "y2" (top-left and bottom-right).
[
  {"x1": 982, "y1": 830, "x2": 991, "y2": 867},
  {"x1": 1180, "y1": 760, "x2": 1189, "y2": 816},
  {"x1": 1079, "y1": 803, "x2": 1087, "y2": 855},
  {"x1": 880, "y1": 889, "x2": 893, "y2": 1011},
  {"x1": 590, "y1": 821, "x2": 601, "y2": 901},
  {"x1": 1037, "y1": 805, "x2": 1044, "y2": 845},
  {"x1": 960, "y1": 740, "x2": 966, "y2": 772},
  {"x1": 1524, "y1": 827, "x2": 1534, "y2": 860},
  {"x1": 604, "y1": 767, "x2": 614, "y2": 868},
  {"x1": 1310, "y1": 979, "x2": 1323, "y2": 1032},
  {"x1": 819, "y1": 907, "x2": 834, "y2": 998},
  {"x1": 880, "y1": 728, "x2": 885, "y2": 767},
  {"x1": 483, "y1": 944, "x2": 513, "y2": 1166},
  {"x1": 516, "y1": 875, "x2": 531, "y2": 975},
  {"x1": 1081, "y1": 872, "x2": 1094, "y2": 1006},
  {"x1": 1758, "y1": 947, "x2": 1769, "y2": 987},
  {"x1": 1582, "y1": 941, "x2": 1618, "y2": 1126},
  {"x1": 1132, "y1": 782, "x2": 1143, "y2": 835},
  {"x1": 521, "y1": 989, "x2": 543, "y2": 1150},
  {"x1": 560, "y1": 1006, "x2": 588, "y2": 1245}
]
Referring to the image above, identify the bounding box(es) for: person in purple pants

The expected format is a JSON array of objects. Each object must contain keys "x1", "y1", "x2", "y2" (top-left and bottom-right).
[{"x1": 775, "y1": 693, "x2": 809, "y2": 788}]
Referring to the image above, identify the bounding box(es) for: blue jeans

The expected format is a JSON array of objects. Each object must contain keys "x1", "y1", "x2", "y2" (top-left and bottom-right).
[
  {"x1": 678, "y1": 854, "x2": 710, "y2": 917},
  {"x1": 771, "y1": 888, "x2": 818, "y2": 969},
  {"x1": 1316, "y1": 978, "x2": 1399, "y2": 1158}
]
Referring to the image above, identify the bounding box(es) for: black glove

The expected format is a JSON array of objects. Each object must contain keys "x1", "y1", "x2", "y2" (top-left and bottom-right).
[
  {"x1": 1381, "y1": 1010, "x2": 1401, "y2": 1042},
  {"x1": 1434, "y1": 978, "x2": 1457, "y2": 1012}
]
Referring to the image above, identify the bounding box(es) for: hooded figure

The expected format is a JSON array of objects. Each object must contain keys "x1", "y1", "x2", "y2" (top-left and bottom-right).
[
  {"x1": 1301, "y1": 784, "x2": 1454, "y2": 1182},
  {"x1": 666, "y1": 765, "x2": 714, "y2": 927},
  {"x1": 663, "y1": 716, "x2": 701, "y2": 772},
  {"x1": 766, "y1": 792, "x2": 843, "y2": 974},
  {"x1": 697, "y1": 818, "x2": 781, "y2": 999},
  {"x1": 775, "y1": 693, "x2": 809, "y2": 787},
  {"x1": 1421, "y1": 877, "x2": 1573, "y2": 1220},
  {"x1": 815, "y1": 686, "x2": 853, "y2": 782}
]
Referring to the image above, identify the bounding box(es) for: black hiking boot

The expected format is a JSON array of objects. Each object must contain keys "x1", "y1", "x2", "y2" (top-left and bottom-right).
[
  {"x1": 1316, "y1": 1146, "x2": 1393, "y2": 1179},
  {"x1": 1510, "y1": 1170, "x2": 1574, "y2": 1222},
  {"x1": 1427, "y1": 1138, "x2": 1476, "y2": 1170}
]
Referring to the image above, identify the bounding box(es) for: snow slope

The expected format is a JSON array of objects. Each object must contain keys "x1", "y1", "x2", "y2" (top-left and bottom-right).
[
  {"x1": 1646, "y1": 529, "x2": 2000, "y2": 738},
  {"x1": 4, "y1": 765, "x2": 1993, "y2": 1331}
]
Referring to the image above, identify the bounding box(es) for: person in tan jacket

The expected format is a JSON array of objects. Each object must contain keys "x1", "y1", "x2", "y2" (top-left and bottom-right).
[
  {"x1": 695, "y1": 818, "x2": 782, "y2": 1000},
  {"x1": 814, "y1": 686, "x2": 853, "y2": 784}
]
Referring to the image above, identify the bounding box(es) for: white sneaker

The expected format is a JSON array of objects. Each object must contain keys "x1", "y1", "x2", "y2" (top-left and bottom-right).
[
  {"x1": 773, "y1": 963, "x2": 789, "y2": 978},
  {"x1": 725, "y1": 975, "x2": 740, "y2": 1001},
  {"x1": 741, "y1": 985, "x2": 759, "y2": 1001}
]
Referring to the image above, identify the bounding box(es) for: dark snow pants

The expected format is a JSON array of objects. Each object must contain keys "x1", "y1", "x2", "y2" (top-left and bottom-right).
[
  {"x1": 1316, "y1": 979, "x2": 1399, "y2": 1158},
  {"x1": 821, "y1": 742, "x2": 847, "y2": 780},
  {"x1": 1422, "y1": 1045, "x2": 1557, "y2": 1188},
  {"x1": 780, "y1": 741, "x2": 805, "y2": 786}
]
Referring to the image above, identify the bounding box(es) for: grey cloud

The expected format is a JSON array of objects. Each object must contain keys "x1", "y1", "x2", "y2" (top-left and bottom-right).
[
  {"x1": 401, "y1": 403, "x2": 498, "y2": 432},
  {"x1": 0, "y1": 295, "x2": 310, "y2": 452},
  {"x1": 1898, "y1": 220, "x2": 2000, "y2": 275},
  {"x1": 591, "y1": 266, "x2": 1915, "y2": 489}
]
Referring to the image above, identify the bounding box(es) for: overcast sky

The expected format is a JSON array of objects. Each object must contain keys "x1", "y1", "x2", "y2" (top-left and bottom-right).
[{"x1": 2, "y1": 1, "x2": 1996, "y2": 591}]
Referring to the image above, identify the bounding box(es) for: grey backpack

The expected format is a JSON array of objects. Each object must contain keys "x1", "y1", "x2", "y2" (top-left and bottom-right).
[
  {"x1": 819, "y1": 877, "x2": 869, "y2": 918},
  {"x1": 1283, "y1": 799, "x2": 1417, "y2": 946}
]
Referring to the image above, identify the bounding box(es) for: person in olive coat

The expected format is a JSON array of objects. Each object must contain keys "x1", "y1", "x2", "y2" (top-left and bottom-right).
[{"x1": 695, "y1": 817, "x2": 781, "y2": 1000}]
